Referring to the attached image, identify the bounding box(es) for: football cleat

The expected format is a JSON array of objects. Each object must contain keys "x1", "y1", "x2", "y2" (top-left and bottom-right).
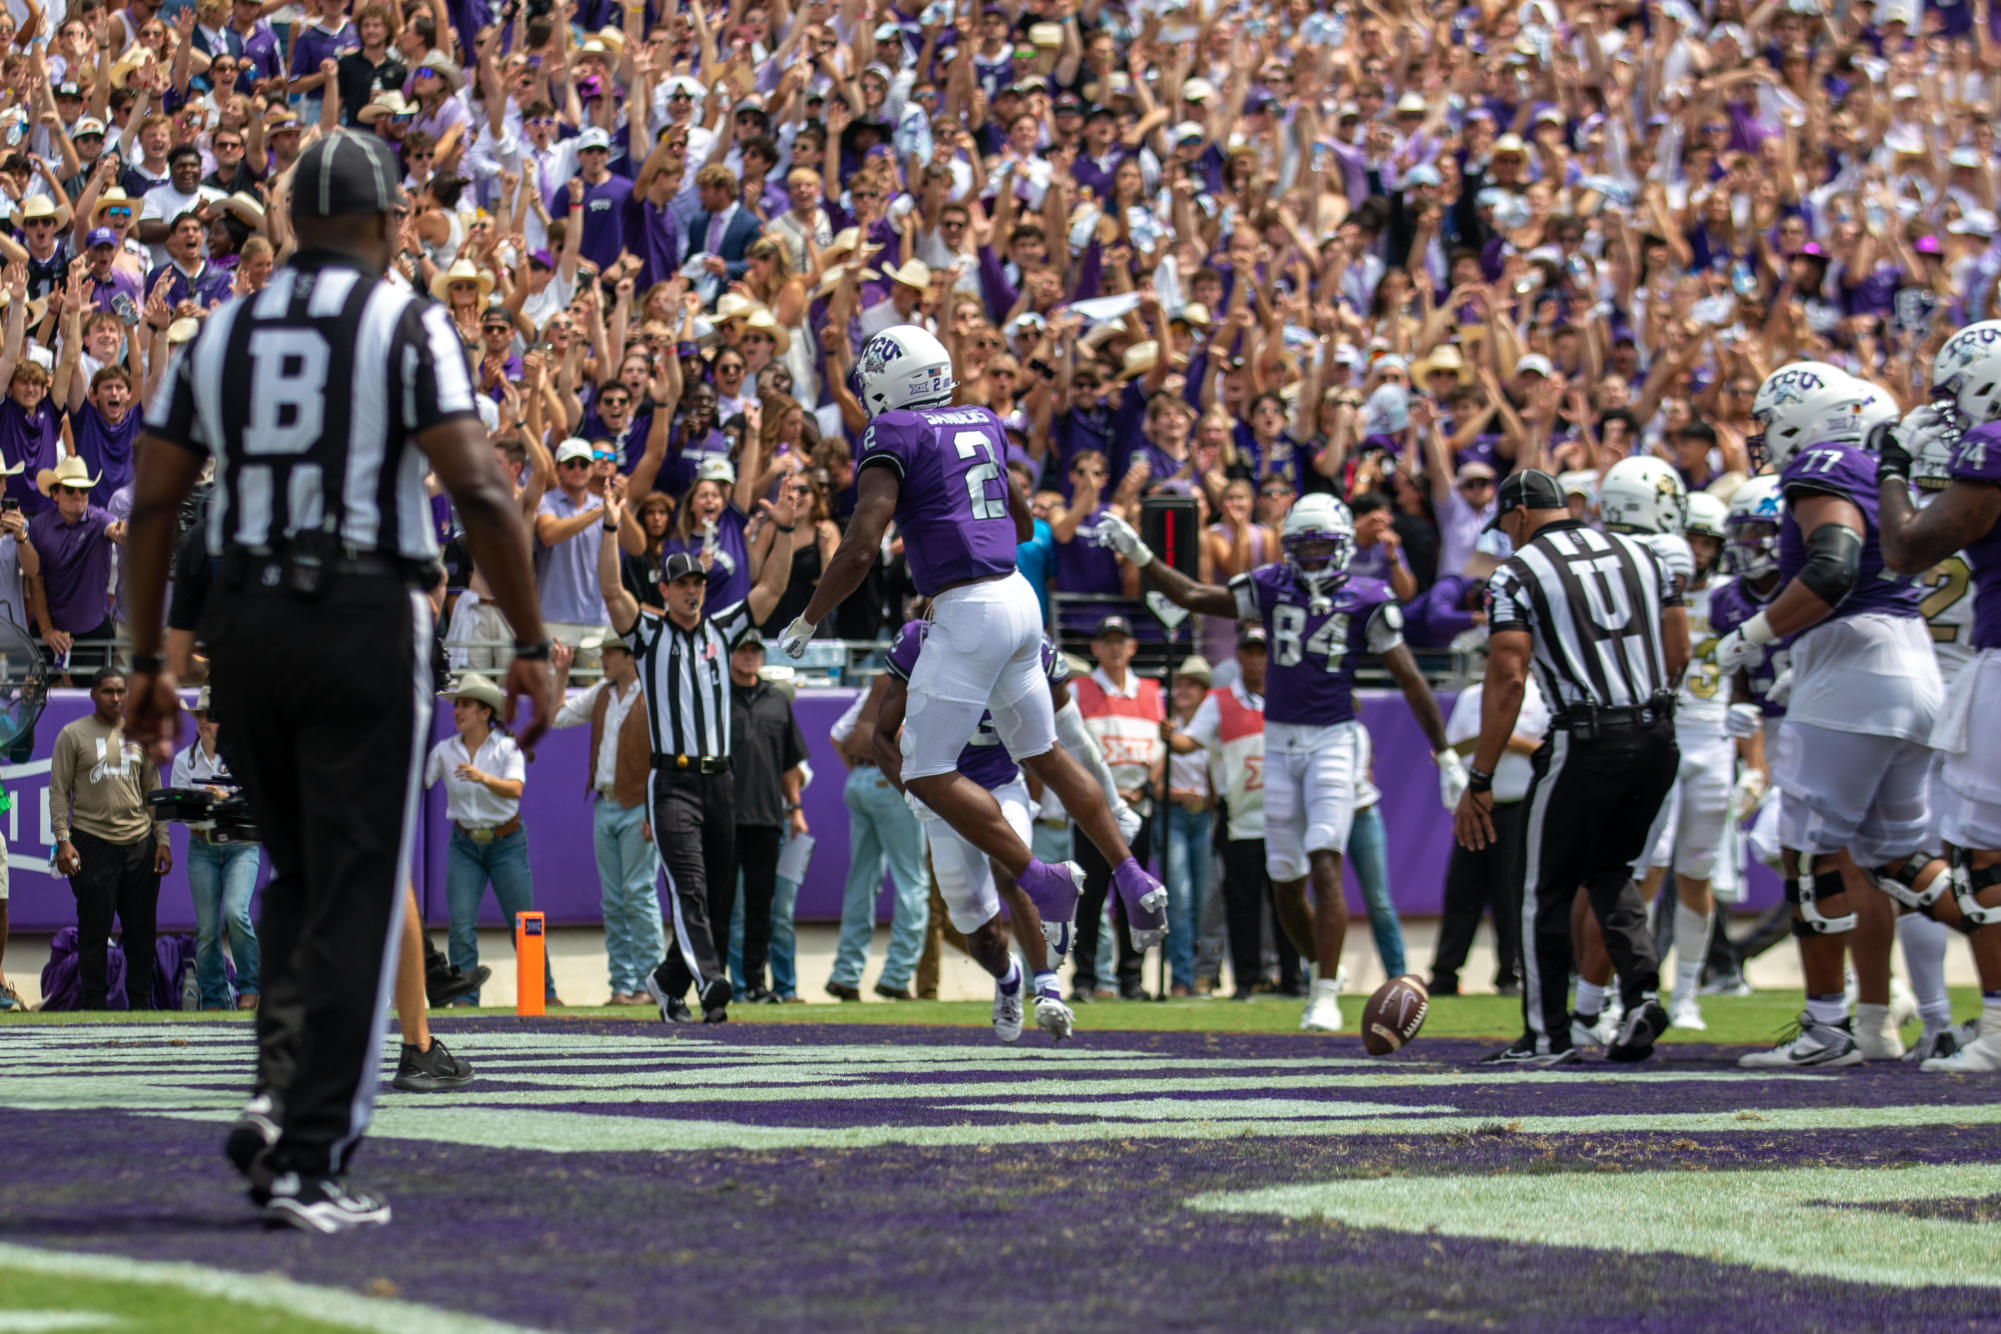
[
  {"x1": 1569, "y1": 1012, "x2": 1606, "y2": 1049},
  {"x1": 1033, "y1": 995, "x2": 1074, "y2": 1043},
  {"x1": 263, "y1": 1174, "x2": 392, "y2": 1235},
  {"x1": 1905, "y1": 1025, "x2": 1965, "y2": 1064},
  {"x1": 1481, "y1": 1034, "x2": 1582, "y2": 1067},
  {"x1": 1608, "y1": 1000, "x2": 1670, "y2": 1063},
  {"x1": 224, "y1": 1092, "x2": 282, "y2": 1178},
  {"x1": 1853, "y1": 1002, "x2": 1905, "y2": 1060},
  {"x1": 1112, "y1": 859, "x2": 1170, "y2": 951},
  {"x1": 1698, "y1": 972, "x2": 1754, "y2": 997},
  {"x1": 1299, "y1": 981, "x2": 1343, "y2": 1033},
  {"x1": 993, "y1": 970, "x2": 1025, "y2": 1043},
  {"x1": 1738, "y1": 1014, "x2": 1863, "y2": 1068},
  {"x1": 1668, "y1": 996, "x2": 1707, "y2": 1031},
  {"x1": 1921, "y1": 1032, "x2": 2001, "y2": 1073}
]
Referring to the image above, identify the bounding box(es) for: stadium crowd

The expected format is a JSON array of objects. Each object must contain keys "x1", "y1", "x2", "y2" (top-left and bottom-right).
[{"x1": 0, "y1": 0, "x2": 1989, "y2": 1014}]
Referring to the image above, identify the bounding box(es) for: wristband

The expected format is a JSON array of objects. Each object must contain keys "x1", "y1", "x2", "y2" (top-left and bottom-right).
[
  {"x1": 1740, "y1": 610, "x2": 1777, "y2": 647},
  {"x1": 604, "y1": 522, "x2": 619, "y2": 531},
  {"x1": 1466, "y1": 766, "x2": 1494, "y2": 794},
  {"x1": 128, "y1": 652, "x2": 164, "y2": 674},
  {"x1": 511, "y1": 638, "x2": 554, "y2": 662},
  {"x1": 775, "y1": 522, "x2": 796, "y2": 532}
]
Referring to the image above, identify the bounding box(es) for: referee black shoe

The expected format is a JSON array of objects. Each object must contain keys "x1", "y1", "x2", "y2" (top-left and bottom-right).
[
  {"x1": 699, "y1": 978, "x2": 732, "y2": 1023},
  {"x1": 391, "y1": 1036, "x2": 474, "y2": 1092},
  {"x1": 1481, "y1": 1033, "x2": 1582, "y2": 1067},
  {"x1": 224, "y1": 1091, "x2": 282, "y2": 1178},
  {"x1": 644, "y1": 974, "x2": 698, "y2": 1025},
  {"x1": 263, "y1": 1173, "x2": 392, "y2": 1234},
  {"x1": 1607, "y1": 1000, "x2": 1671, "y2": 1063}
]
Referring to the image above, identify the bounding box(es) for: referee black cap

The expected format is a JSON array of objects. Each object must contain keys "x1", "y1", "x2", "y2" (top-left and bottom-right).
[
  {"x1": 662, "y1": 551, "x2": 709, "y2": 583},
  {"x1": 1486, "y1": 468, "x2": 1564, "y2": 530},
  {"x1": 292, "y1": 134, "x2": 402, "y2": 218}
]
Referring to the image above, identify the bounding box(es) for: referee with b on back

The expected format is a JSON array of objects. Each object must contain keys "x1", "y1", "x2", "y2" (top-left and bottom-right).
[
  {"x1": 1451, "y1": 469, "x2": 1689, "y2": 1067},
  {"x1": 119, "y1": 133, "x2": 552, "y2": 1234}
]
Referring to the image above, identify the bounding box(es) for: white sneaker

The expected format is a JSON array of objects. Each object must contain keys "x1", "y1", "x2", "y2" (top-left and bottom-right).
[
  {"x1": 1600, "y1": 993, "x2": 1625, "y2": 1039},
  {"x1": 992, "y1": 962, "x2": 1025, "y2": 1043},
  {"x1": 1889, "y1": 976, "x2": 1919, "y2": 1030},
  {"x1": 1853, "y1": 1001, "x2": 1905, "y2": 1060},
  {"x1": 1570, "y1": 1013, "x2": 1605, "y2": 1049},
  {"x1": 1033, "y1": 995, "x2": 1074, "y2": 1043},
  {"x1": 1300, "y1": 981, "x2": 1343, "y2": 1033},
  {"x1": 1922, "y1": 1031, "x2": 2001, "y2": 1072},
  {"x1": 1739, "y1": 1015, "x2": 1863, "y2": 1068},
  {"x1": 1668, "y1": 996, "x2": 1707, "y2": 1031}
]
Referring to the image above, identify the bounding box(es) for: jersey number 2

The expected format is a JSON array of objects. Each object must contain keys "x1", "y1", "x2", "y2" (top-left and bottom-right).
[{"x1": 954, "y1": 430, "x2": 1007, "y2": 521}]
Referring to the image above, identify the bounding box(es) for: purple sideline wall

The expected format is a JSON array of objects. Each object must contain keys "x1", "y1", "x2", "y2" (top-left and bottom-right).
[{"x1": 5, "y1": 688, "x2": 1784, "y2": 933}]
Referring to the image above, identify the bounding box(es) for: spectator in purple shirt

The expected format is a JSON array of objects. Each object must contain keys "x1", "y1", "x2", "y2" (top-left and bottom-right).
[
  {"x1": 286, "y1": 0, "x2": 361, "y2": 118},
  {"x1": 1050, "y1": 449, "x2": 1136, "y2": 597},
  {"x1": 146, "y1": 213, "x2": 233, "y2": 314},
  {"x1": 554, "y1": 128, "x2": 634, "y2": 273},
  {"x1": 80, "y1": 229, "x2": 141, "y2": 315},
  {"x1": 0, "y1": 316, "x2": 60, "y2": 518},
  {"x1": 28, "y1": 456, "x2": 124, "y2": 646}
]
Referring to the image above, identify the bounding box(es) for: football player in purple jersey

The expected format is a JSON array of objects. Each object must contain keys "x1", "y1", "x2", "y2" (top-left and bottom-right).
[
  {"x1": 1876, "y1": 321, "x2": 2001, "y2": 1071},
  {"x1": 781, "y1": 326, "x2": 1169, "y2": 964},
  {"x1": 1719, "y1": 362, "x2": 1948, "y2": 1068},
  {"x1": 1097, "y1": 495, "x2": 1454, "y2": 1034}
]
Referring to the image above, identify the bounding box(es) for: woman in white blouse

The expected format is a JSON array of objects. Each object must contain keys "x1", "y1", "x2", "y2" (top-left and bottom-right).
[{"x1": 426, "y1": 673, "x2": 556, "y2": 1006}]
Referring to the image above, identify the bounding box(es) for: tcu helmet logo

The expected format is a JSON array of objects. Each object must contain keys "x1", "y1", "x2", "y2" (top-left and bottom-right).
[
  {"x1": 1765, "y1": 369, "x2": 1822, "y2": 405},
  {"x1": 859, "y1": 336, "x2": 903, "y2": 381},
  {"x1": 1945, "y1": 324, "x2": 2001, "y2": 367}
]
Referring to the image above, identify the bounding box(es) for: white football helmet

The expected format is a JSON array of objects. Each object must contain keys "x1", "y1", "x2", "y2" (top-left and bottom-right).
[
  {"x1": 1725, "y1": 474, "x2": 1784, "y2": 585},
  {"x1": 1933, "y1": 319, "x2": 2001, "y2": 429},
  {"x1": 1281, "y1": 493, "x2": 1355, "y2": 598},
  {"x1": 1600, "y1": 456, "x2": 1689, "y2": 535},
  {"x1": 1684, "y1": 491, "x2": 1728, "y2": 541},
  {"x1": 850, "y1": 325, "x2": 956, "y2": 419},
  {"x1": 1748, "y1": 361, "x2": 1872, "y2": 470}
]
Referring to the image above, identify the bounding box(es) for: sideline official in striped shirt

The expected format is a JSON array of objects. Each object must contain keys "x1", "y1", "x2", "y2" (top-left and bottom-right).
[
  {"x1": 1451, "y1": 469, "x2": 1690, "y2": 1068},
  {"x1": 596, "y1": 487, "x2": 799, "y2": 1026}
]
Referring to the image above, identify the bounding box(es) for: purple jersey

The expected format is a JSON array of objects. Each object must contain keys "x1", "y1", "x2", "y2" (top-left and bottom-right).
[
  {"x1": 1228, "y1": 564, "x2": 1402, "y2": 726},
  {"x1": 857, "y1": 404, "x2": 1019, "y2": 596},
  {"x1": 885, "y1": 620, "x2": 1064, "y2": 789},
  {"x1": 1778, "y1": 441, "x2": 1920, "y2": 623},
  {"x1": 1950, "y1": 422, "x2": 2001, "y2": 650},
  {"x1": 1708, "y1": 574, "x2": 1791, "y2": 717}
]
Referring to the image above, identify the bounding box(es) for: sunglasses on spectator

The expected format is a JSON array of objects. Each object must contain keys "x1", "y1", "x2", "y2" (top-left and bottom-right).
[
  {"x1": 559, "y1": 458, "x2": 592, "y2": 469},
  {"x1": 418, "y1": 66, "x2": 441, "y2": 79},
  {"x1": 851, "y1": 190, "x2": 883, "y2": 200},
  {"x1": 105, "y1": 207, "x2": 131, "y2": 219},
  {"x1": 24, "y1": 217, "x2": 52, "y2": 227},
  {"x1": 601, "y1": 396, "x2": 630, "y2": 409},
  {"x1": 1260, "y1": 484, "x2": 1292, "y2": 497},
  {"x1": 214, "y1": 138, "x2": 242, "y2": 150},
  {"x1": 668, "y1": 90, "x2": 692, "y2": 101},
  {"x1": 1459, "y1": 477, "x2": 1494, "y2": 490}
]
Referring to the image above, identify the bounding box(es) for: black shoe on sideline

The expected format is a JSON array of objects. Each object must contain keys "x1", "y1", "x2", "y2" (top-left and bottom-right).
[
  {"x1": 1119, "y1": 984, "x2": 1150, "y2": 1002},
  {"x1": 391, "y1": 1036, "x2": 474, "y2": 1092},
  {"x1": 263, "y1": 1174, "x2": 392, "y2": 1234},
  {"x1": 700, "y1": 978, "x2": 733, "y2": 1022},
  {"x1": 644, "y1": 974, "x2": 697, "y2": 1024},
  {"x1": 1068, "y1": 986, "x2": 1095, "y2": 1004},
  {"x1": 426, "y1": 962, "x2": 490, "y2": 1009},
  {"x1": 873, "y1": 983, "x2": 915, "y2": 1001},
  {"x1": 1608, "y1": 1000, "x2": 1670, "y2": 1063},
  {"x1": 825, "y1": 980, "x2": 861, "y2": 1001},
  {"x1": 739, "y1": 985, "x2": 779, "y2": 1005},
  {"x1": 224, "y1": 1091, "x2": 282, "y2": 1178}
]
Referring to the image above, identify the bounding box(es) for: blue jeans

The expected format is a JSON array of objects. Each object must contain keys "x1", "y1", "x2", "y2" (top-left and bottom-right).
[
  {"x1": 829, "y1": 767, "x2": 928, "y2": 991},
  {"x1": 593, "y1": 798, "x2": 664, "y2": 995},
  {"x1": 187, "y1": 837, "x2": 260, "y2": 1008},
  {"x1": 1163, "y1": 804, "x2": 1212, "y2": 990},
  {"x1": 730, "y1": 828, "x2": 801, "y2": 998},
  {"x1": 1348, "y1": 804, "x2": 1406, "y2": 978},
  {"x1": 446, "y1": 826, "x2": 553, "y2": 1003}
]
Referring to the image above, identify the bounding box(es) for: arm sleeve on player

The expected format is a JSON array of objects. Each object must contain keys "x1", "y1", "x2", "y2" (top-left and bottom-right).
[
  {"x1": 1365, "y1": 601, "x2": 1405, "y2": 655},
  {"x1": 1797, "y1": 522, "x2": 1862, "y2": 605},
  {"x1": 1055, "y1": 695, "x2": 1123, "y2": 812},
  {"x1": 1227, "y1": 569, "x2": 1259, "y2": 622}
]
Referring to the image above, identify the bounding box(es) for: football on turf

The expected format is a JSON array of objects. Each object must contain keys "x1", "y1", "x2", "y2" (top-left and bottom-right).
[{"x1": 1362, "y1": 975, "x2": 1429, "y2": 1055}]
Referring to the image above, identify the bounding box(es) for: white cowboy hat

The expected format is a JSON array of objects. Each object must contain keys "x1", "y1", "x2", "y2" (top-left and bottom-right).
[
  {"x1": 441, "y1": 672, "x2": 508, "y2": 714},
  {"x1": 429, "y1": 258, "x2": 495, "y2": 303},
  {"x1": 37, "y1": 455, "x2": 100, "y2": 497},
  {"x1": 740, "y1": 308, "x2": 791, "y2": 355}
]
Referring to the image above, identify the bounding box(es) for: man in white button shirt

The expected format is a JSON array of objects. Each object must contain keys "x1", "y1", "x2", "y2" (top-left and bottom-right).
[{"x1": 549, "y1": 634, "x2": 665, "y2": 1006}]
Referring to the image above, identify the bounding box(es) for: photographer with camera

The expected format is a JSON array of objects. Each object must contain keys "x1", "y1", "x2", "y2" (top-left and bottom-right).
[{"x1": 169, "y1": 686, "x2": 261, "y2": 1011}]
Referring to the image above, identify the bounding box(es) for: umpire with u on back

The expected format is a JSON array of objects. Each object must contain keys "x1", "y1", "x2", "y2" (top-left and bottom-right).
[
  {"x1": 119, "y1": 134, "x2": 553, "y2": 1234},
  {"x1": 1451, "y1": 469, "x2": 1689, "y2": 1068}
]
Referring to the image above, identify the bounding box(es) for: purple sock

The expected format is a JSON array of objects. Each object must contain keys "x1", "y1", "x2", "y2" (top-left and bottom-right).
[
  {"x1": 998, "y1": 961, "x2": 1021, "y2": 995},
  {"x1": 1035, "y1": 970, "x2": 1061, "y2": 1000}
]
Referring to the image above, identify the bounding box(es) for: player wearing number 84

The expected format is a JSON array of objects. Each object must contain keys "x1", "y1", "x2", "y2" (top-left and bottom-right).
[{"x1": 780, "y1": 325, "x2": 1169, "y2": 969}]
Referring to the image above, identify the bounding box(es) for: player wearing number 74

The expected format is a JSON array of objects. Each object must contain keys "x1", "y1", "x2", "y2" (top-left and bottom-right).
[
  {"x1": 1097, "y1": 496, "x2": 1454, "y2": 1035},
  {"x1": 780, "y1": 327, "x2": 1170, "y2": 978}
]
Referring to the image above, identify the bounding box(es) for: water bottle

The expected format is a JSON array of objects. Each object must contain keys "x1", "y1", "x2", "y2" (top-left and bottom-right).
[{"x1": 180, "y1": 961, "x2": 198, "y2": 1012}]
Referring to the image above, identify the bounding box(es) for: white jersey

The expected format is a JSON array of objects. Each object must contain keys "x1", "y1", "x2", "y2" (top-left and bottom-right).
[
  {"x1": 1915, "y1": 489, "x2": 1976, "y2": 689},
  {"x1": 1676, "y1": 577, "x2": 1730, "y2": 734},
  {"x1": 1630, "y1": 531, "x2": 1696, "y2": 590}
]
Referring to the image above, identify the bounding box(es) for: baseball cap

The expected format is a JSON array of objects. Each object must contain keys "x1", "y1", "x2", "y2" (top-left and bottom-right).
[
  {"x1": 662, "y1": 551, "x2": 709, "y2": 582},
  {"x1": 1092, "y1": 614, "x2": 1134, "y2": 640},
  {"x1": 1514, "y1": 353, "x2": 1554, "y2": 377},
  {"x1": 291, "y1": 133, "x2": 402, "y2": 218},
  {"x1": 1237, "y1": 623, "x2": 1268, "y2": 648},
  {"x1": 1404, "y1": 163, "x2": 1443, "y2": 188},
  {"x1": 695, "y1": 456, "x2": 738, "y2": 484},
  {"x1": 54, "y1": 81, "x2": 81, "y2": 98},
  {"x1": 732, "y1": 625, "x2": 766, "y2": 651},
  {"x1": 576, "y1": 126, "x2": 612, "y2": 151},
  {"x1": 554, "y1": 439, "x2": 594, "y2": 464},
  {"x1": 1053, "y1": 92, "x2": 1083, "y2": 113},
  {"x1": 1485, "y1": 468, "x2": 1565, "y2": 530},
  {"x1": 86, "y1": 226, "x2": 117, "y2": 249},
  {"x1": 1172, "y1": 120, "x2": 1206, "y2": 143},
  {"x1": 1455, "y1": 460, "x2": 1497, "y2": 484},
  {"x1": 71, "y1": 117, "x2": 105, "y2": 138}
]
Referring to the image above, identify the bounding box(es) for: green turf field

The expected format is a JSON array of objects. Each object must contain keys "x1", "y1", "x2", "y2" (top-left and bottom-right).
[{"x1": 2, "y1": 987, "x2": 1983, "y2": 1046}]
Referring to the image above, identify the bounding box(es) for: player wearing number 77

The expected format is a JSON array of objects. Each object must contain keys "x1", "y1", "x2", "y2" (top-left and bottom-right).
[
  {"x1": 1096, "y1": 495, "x2": 1453, "y2": 1035},
  {"x1": 1723, "y1": 362, "x2": 1947, "y2": 1070},
  {"x1": 781, "y1": 326, "x2": 1169, "y2": 958}
]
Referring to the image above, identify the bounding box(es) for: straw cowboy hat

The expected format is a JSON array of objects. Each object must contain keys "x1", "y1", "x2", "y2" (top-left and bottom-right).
[
  {"x1": 429, "y1": 258, "x2": 495, "y2": 303},
  {"x1": 90, "y1": 188, "x2": 135, "y2": 223},
  {"x1": 37, "y1": 455, "x2": 100, "y2": 497},
  {"x1": 713, "y1": 292, "x2": 759, "y2": 323},
  {"x1": 1412, "y1": 342, "x2": 1466, "y2": 386},
  {"x1": 357, "y1": 90, "x2": 419, "y2": 124},
  {"x1": 739, "y1": 308, "x2": 791, "y2": 354},
  {"x1": 441, "y1": 672, "x2": 508, "y2": 714},
  {"x1": 413, "y1": 57, "x2": 465, "y2": 93},
  {"x1": 109, "y1": 47, "x2": 155, "y2": 91},
  {"x1": 883, "y1": 258, "x2": 933, "y2": 290},
  {"x1": 812, "y1": 263, "x2": 878, "y2": 300}
]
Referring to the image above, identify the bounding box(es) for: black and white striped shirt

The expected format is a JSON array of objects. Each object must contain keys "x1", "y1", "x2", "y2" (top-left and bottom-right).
[
  {"x1": 148, "y1": 251, "x2": 478, "y2": 561},
  {"x1": 624, "y1": 600, "x2": 752, "y2": 763},
  {"x1": 1486, "y1": 520, "x2": 1681, "y2": 713}
]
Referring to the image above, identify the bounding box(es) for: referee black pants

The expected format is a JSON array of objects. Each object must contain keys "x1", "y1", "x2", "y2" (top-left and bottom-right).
[
  {"x1": 205, "y1": 575, "x2": 430, "y2": 1177},
  {"x1": 734, "y1": 824, "x2": 783, "y2": 993},
  {"x1": 1518, "y1": 720, "x2": 1678, "y2": 1052},
  {"x1": 650, "y1": 765, "x2": 735, "y2": 1002},
  {"x1": 1432, "y1": 800, "x2": 1525, "y2": 994}
]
